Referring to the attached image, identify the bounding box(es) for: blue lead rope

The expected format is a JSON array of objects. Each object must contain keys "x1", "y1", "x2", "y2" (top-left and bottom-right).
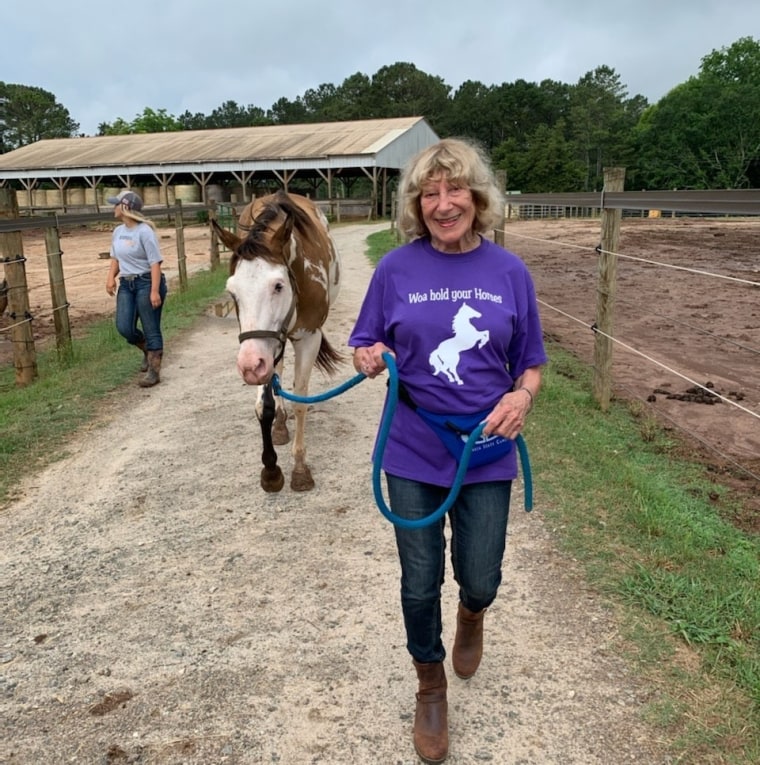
[
  {"x1": 374, "y1": 353, "x2": 532, "y2": 529},
  {"x1": 271, "y1": 352, "x2": 533, "y2": 529},
  {"x1": 272, "y1": 370, "x2": 367, "y2": 402}
]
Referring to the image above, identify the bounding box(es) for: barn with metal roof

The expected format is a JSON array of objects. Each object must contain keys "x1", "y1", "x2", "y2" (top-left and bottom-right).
[{"x1": 0, "y1": 117, "x2": 439, "y2": 214}]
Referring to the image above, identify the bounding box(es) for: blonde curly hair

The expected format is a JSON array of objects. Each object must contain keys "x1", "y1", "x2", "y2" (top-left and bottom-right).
[{"x1": 397, "y1": 137, "x2": 504, "y2": 240}]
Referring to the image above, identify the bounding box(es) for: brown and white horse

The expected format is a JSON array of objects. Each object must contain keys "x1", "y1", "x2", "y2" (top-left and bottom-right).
[{"x1": 212, "y1": 191, "x2": 342, "y2": 492}]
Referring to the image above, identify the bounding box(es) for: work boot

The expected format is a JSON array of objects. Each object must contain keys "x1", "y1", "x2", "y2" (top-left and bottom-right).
[
  {"x1": 136, "y1": 340, "x2": 148, "y2": 372},
  {"x1": 412, "y1": 660, "x2": 448, "y2": 764},
  {"x1": 452, "y1": 603, "x2": 486, "y2": 680},
  {"x1": 138, "y1": 350, "x2": 162, "y2": 387}
]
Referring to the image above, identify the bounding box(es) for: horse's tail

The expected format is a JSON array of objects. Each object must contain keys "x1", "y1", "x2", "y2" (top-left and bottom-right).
[{"x1": 315, "y1": 335, "x2": 345, "y2": 376}]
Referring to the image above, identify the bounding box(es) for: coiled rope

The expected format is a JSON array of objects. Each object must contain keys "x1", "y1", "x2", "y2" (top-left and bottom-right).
[{"x1": 272, "y1": 351, "x2": 533, "y2": 529}]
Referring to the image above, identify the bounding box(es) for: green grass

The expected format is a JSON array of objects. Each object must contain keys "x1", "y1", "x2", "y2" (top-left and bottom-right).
[
  {"x1": 364, "y1": 227, "x2": 760, "y2": 763},
  {"x1": 365, "y1": 226, "x2": 400, "y2": 265},
  {"x1": 528, "y1": 348, "x2": 760, "y2": 762},
  {"x1": 0, "y1": 264, "x2": 230, "y2": 506}
]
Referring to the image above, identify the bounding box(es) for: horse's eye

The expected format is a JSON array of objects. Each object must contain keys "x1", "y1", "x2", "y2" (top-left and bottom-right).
[{"x1": 274, "y1": 282, "x2": 284, "y2": 294}]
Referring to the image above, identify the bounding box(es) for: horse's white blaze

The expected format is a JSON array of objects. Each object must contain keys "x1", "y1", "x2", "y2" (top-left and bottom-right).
[{"x1": 226, "y1": 258, "x2": 294, "y2": 385}]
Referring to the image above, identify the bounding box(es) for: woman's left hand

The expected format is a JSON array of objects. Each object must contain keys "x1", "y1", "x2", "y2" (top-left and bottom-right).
[
  {"x1": 482, "y1": 388, "x2": 533, "y2": 441},
  {"x1": 150, "y1": 291, "x2": 162, "y2": 308}
]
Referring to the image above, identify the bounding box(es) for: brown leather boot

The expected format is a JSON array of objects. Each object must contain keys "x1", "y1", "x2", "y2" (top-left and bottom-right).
[
  {"x1": 135, "y1": 340, "x2": 148, "y2": 372},
  {"x1": 452, "y1": 603, "x2": 486, "y2": 680},
  {"x1": 412, "y1": 660, "x2": 448, "y2": 764},
  {"x1": 138, "y1": 351, "x2": 162, "y2": 387}
]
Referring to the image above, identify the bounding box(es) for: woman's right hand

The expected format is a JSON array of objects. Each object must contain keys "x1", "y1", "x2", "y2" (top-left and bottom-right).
[
  {"x1": 105, "y1": 278, "x2": 116, "y2": 297},
  {"x1": 352, "y1": 342, "x2": 393, "y2": 378}
]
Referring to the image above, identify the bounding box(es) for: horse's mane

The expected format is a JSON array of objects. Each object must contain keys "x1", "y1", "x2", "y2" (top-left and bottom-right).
[{"x1": 232, "y1": 191, "x2": 314, "y2": 268}]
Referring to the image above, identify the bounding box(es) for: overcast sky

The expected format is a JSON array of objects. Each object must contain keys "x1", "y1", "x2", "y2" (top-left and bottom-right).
[{"x1": 2, "y1": 0, "x2": 756, "y2": 136}]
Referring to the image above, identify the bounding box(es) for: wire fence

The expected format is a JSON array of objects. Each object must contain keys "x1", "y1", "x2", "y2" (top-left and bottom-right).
[{"x1": 496, "y1": 214, "x2": 760, "y2": 488}]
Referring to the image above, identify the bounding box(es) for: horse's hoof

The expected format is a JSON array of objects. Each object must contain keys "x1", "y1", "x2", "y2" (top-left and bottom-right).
[
  {"x1": 272, "y1": 410, "x2": 290, "y2": 445},
  {"x1": 291, "y1": 468, "x2": 315, "y2": 492},
  {"x1": 272, "y1": 425, "x2": 290, "y2": 446},
  {"x1": 261, "y1": 467, "x2": 285, "y2": 492}
]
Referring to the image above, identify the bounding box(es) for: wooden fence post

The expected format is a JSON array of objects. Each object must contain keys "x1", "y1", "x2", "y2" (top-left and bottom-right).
[
  {"x1": 208, "y1": 200, "x2": 220, "y2": 270},
  {"x1": 494, "y1": 170, "x2": 507, "y2": 246},
  {"x1": 174, "y1": 200, "x2": 188, "y2": 291},
  {"x1": 0, "y1": 189, "x2": 38, "y2": 385},
  {"x1": 592, "y1": 167, "x2": 626, "y2": 411},
  {"x1": 45, "y1": 225, "x2": 73, "y2": 357}
]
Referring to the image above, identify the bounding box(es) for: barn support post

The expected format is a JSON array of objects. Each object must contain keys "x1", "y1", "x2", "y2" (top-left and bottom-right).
[
  {"x1": 592, "y1": 166, "x2": 626, "y2": 411},
  {"x1": 0, "y1": 188, "x2": 38, "y2": 386},
  {"x1": 174, "y1": 200, "x2": 188, "y2": 291},
  {"x1": 44, "y1": 225, "x2": 73, "y2": 358}
]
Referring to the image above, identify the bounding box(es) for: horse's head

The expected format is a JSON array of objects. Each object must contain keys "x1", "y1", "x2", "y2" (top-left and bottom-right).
[
  {"x1": 212, "y1": 197, "x2": 298, "y2": 385},
  {"x1": 457, "y1": 302, "x2": 481, "y2": 320}
]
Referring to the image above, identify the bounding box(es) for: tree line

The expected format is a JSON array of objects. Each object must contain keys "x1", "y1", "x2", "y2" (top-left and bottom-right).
[{"x1": 1, "y1": 37, "x2": 758, "y2": 193}]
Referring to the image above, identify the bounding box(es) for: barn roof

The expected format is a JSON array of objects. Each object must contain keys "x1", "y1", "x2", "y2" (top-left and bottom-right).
[{"x1": 0, "y1": 117, "x2": 439, "y2": 183}]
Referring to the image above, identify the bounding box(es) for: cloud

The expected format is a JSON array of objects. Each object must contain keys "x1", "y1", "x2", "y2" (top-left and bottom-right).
[{"x1": 2, "y1": 0, "x2": 756, "y2": 134}]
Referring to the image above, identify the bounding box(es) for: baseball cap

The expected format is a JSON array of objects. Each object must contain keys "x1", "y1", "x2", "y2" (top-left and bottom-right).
[{"x1": 106, "y1": 189, "x2": 143, "y2": 211}]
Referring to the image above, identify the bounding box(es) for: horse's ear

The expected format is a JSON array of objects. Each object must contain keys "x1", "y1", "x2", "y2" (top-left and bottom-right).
[
  {"x1": 211, "y1": 218, "x2": 243, "y2": 251},
  {"x1": 270, "y1": 210, "x2": 294, "y2": 250}
]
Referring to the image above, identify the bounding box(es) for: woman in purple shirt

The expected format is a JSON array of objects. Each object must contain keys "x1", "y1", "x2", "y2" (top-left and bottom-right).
[{"x1": 350, "y1": 138, "x2": 547, "y2": 763}]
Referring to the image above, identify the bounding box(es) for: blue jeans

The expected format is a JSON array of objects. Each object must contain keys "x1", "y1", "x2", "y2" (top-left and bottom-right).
[
  {"x1": 115, "y1": 274, "x2": 167, "y2": 352},
  {"x1": 386, "y1": 474, "x2": 512, "y2": 664}
]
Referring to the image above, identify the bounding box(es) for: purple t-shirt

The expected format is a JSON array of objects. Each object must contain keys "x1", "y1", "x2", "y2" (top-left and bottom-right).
[{"x1": 349, "y1": 236, "x2": 548, "y2": 486}]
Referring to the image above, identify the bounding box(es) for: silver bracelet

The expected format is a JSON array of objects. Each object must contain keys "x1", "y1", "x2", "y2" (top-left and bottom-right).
[{"x1": 518, "y1": 386, "x2": 534, "y2": 411}]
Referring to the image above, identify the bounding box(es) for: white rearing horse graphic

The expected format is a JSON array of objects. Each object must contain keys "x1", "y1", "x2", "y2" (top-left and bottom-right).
[{"x1": 429, "y1": 302, "x2": 490, "y2": 385}]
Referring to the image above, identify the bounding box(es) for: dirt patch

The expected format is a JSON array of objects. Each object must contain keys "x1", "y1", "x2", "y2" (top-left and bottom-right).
[
  {"x1": 502, "y1": 216, "x2": 760, "y2": 531},
  {"x1": 0, "y1": 222, "x2": 679, "y2": 764}
]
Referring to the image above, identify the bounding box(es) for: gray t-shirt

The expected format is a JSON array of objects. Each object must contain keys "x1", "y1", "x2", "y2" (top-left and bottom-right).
[{"x1": 110, "y1": 222, "x2": 162, "y2": 275}]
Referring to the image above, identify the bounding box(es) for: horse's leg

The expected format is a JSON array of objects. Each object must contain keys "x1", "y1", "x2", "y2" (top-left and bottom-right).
[
  {"x1": 448, "y1": 352, "x2": 464, "y2": 385},
  {"x1": 288, "y1": 332, "x2": 321, "y2": 491},
  {"x1": 271, "y1": 358, "x2": 290, "y2": 446},
  {"x1": 257, "y1": 383, "x2": 284, "y2": 492}
]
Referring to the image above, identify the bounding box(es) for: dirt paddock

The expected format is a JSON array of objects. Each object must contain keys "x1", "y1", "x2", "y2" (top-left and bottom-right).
[
  {"x1": 509, "y1": 216, "x2": 760, "y2": 528},
  {"x1": 1, "y1": 217, "x2": 758, "y2": 763}
]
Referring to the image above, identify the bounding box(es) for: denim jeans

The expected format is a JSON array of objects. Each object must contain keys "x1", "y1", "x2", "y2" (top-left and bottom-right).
[
  {"x1": 386, "y1": 474, "x2": 512, "y2": 664},
  {"x1": 115, "y1": 273, "x2": 167, "y2": 351}
]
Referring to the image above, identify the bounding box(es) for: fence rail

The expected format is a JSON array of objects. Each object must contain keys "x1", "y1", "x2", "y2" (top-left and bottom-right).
[
  {"x1": 505, "y1": 187, "x2": 760, "y2": 216},
  {"x1": 0, "y1": 202, "x2": 206, "y2": 234}
]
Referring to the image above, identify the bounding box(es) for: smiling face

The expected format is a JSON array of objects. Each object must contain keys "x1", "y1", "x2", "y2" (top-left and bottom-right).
[{"x1": 419, "y1": 175, "x2": 479, "y2": 254}]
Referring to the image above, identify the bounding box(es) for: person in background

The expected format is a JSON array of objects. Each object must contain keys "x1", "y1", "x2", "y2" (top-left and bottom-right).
[
  {"x1": 349, "y1": 138, "x2": 547, "y2": 763},
  {"x1": 105, "y1": 190, "x2": 167, "y2": 387}
]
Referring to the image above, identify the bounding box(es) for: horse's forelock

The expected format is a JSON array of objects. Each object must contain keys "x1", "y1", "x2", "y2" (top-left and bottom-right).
[
  {"x1": 234, "y1": 203, "x2": 287, "y2": 265},
  {"x1": 231, "y1": 193, "x2": 322, "y2": 276}
]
